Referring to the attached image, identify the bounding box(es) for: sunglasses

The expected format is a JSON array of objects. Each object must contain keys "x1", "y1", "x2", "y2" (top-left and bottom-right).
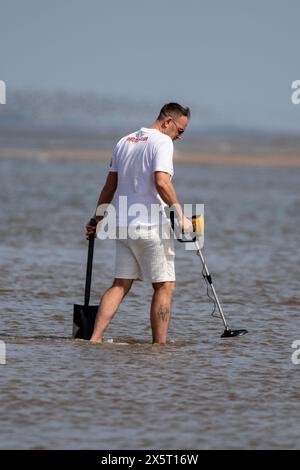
[{"x1": 168, "y1": 116, "x2": 185, "y2": 135}]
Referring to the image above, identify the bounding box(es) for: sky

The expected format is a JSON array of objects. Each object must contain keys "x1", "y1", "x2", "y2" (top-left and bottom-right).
[{"x1": 1, "y1": 0, "x2": 300, "y2": 132}]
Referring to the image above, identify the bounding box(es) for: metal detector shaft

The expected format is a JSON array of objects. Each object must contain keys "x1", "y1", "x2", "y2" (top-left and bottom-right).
[{"x1": 194, "y1": 240, "x2": 229, "y2": 331}]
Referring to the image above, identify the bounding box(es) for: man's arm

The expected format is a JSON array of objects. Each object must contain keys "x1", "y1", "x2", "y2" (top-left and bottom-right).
[
  {"x1": 154, "y1": 171, "x2": 193, "y2": 233},
  {"x1": 86, "y1": 171, "x2": 118, "y2": 238},
  {"x1": 93, "y1": 171, "x2": 118, "y2": 220}
]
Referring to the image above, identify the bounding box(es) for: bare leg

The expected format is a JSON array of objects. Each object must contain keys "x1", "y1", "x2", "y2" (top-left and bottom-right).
[
  {"x1": 151, "y1": 281, "x2": 175, "y2": 344},
  {"x1": 90, "y1": 278, "x2": 133, "y2": 343}
]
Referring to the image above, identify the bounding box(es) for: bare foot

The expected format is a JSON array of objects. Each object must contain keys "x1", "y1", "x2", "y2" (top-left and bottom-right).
[{"x1": 90, "y1": 338, "x2": 102, "y2": 344}]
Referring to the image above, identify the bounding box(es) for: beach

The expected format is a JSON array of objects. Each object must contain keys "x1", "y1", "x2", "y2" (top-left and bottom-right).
[{"x1": 1, "y1": 146, "x2": 300, "y2": 167}]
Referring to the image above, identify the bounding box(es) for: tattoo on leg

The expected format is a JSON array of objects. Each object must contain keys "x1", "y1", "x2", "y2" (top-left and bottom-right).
[{"x1": 157, "y1": 305, "x2": 170, "y2": 321}]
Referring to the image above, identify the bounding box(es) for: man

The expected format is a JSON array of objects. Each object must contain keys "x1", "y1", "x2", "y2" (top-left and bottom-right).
[{"x1": 86, "y1": 102, "x2": 193, "y2": 344}]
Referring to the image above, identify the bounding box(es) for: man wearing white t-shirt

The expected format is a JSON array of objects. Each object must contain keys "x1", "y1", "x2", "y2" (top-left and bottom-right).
[{"x1": 86, "y1": 103, "x2": 192, "y2": 344}]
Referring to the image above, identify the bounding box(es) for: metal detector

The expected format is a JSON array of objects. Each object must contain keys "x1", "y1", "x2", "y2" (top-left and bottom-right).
[{"x1": 169, "y1": 211, "x2": 248, "y2": 339}]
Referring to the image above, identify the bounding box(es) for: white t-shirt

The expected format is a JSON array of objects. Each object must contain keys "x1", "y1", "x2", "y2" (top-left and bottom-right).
[{"x1": 110, "y1": 127, "x2": 174, "y2": 226}]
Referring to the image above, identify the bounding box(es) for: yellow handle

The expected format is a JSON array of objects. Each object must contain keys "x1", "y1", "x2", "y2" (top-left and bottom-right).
[{"x1": 192, "y1": 214, "x2": 204, "y2": 237}]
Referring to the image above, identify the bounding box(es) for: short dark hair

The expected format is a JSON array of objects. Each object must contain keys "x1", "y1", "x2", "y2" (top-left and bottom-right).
[{"x1": 158, "y1": 102, "x2": 191, "y2": 121}]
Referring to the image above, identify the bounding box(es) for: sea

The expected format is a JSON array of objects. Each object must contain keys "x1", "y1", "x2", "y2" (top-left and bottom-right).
[{"x1": 0, "y1": 156, "x2": 299, "y2": 449}]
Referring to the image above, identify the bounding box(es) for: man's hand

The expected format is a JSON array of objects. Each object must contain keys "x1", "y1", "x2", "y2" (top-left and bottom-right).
[
  {"x1": 85, "y1": 218, "x2": 98, "y2": 240},
  {"x1": 180, "y1": 214, "x2": 194, "y2": 234}
]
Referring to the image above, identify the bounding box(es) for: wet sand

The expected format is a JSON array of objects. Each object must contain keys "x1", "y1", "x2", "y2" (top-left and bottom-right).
[{"x1": 1, "y1": 146, "x2": 300, "y2": 167}]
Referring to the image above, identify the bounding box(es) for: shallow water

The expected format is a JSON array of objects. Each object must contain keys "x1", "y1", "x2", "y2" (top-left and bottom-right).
[{"x1": 0, "y1": 157, "x2": 300, "y2": 449}]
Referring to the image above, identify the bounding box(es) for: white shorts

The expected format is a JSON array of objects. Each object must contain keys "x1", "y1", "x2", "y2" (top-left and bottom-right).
[{"x1": 114, "y1": 225, "x2": 175, "y2": 283}]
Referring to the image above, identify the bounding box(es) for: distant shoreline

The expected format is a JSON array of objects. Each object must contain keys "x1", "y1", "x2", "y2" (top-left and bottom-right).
[{"x1": 1, "y1": 147, "x2": 300, "y2": 167}]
